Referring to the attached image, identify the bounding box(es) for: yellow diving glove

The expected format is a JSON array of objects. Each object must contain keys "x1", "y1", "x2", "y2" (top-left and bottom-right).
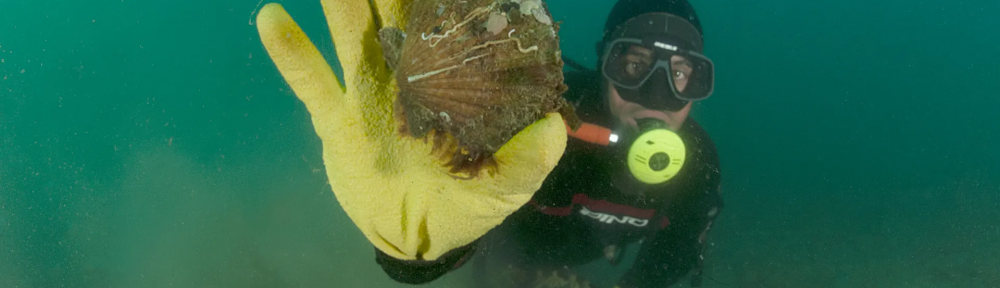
[{"x1": 255, "y1": 0, "x2": 567, "y2": 262}]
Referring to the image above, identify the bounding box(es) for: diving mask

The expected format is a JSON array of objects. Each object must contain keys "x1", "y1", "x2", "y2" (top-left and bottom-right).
[{"x1": 601, "y1": 13, "x2": 715, "y2": 111}]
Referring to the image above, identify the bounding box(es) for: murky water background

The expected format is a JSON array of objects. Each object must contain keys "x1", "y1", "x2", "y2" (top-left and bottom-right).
[{"x1": 2, "y1": 0, "x2": 998, "y2": 287}]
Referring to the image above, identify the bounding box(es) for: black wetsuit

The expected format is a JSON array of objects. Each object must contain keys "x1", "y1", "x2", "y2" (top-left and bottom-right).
[{"x1": 374, "y1": 69, "x2": 724, "y2": 288}]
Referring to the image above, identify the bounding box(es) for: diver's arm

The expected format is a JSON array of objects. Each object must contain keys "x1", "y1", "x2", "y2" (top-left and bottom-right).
[{"x1": 374, "y1": 241, "x2": 478, "y2": 284}]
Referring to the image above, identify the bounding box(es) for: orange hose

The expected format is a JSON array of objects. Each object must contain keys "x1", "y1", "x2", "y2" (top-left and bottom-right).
[{"x1": 566, "y1": 122, "x2": 612, "y2": 146}]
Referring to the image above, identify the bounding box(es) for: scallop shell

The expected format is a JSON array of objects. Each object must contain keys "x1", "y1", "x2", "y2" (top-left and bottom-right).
[{"x1": 379, "y1": 0, "x2": 579, "y2": 178}]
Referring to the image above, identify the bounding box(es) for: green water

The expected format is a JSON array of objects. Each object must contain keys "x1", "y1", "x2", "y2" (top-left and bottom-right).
[{"x1": 1, "y1": 0, "x2": 998, "y2": 287}]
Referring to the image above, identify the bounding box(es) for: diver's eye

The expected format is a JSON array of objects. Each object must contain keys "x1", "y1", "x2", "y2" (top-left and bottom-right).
[
  {"x1": 625, "y1": 61, "x2": 648, "y2": 77},
  {"x1": 673, "y1": 70, "x2": 688, "y2": 80},
  {"x1": 626, "y1": 62, "x2": 639, "y2": 75}
]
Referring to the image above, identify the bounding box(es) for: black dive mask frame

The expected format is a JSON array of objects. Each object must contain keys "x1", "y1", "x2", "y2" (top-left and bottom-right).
[{"x1": 601, "y1": 37, "x2": 714, "y2": 100}]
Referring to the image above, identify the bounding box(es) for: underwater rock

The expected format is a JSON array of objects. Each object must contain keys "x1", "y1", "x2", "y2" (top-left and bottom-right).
[{"x1": 379, "y1": 0, "x2": 578, "y2": 178}]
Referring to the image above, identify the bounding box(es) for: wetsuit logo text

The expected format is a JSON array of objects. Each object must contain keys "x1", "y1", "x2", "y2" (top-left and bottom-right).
[{"x1": 579, "y1": 206, "x2": 649, "y2": 227}]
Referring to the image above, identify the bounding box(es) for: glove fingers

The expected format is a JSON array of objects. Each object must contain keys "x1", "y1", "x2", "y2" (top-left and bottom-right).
[
  {"x1": 370, "y1": 0, "x2": 411, "y2": 28},
  {"x1": 257, "y1": 3, "x2": 344, "y2": 116},
  {"x1": 321, "y1": 0, "x2": 388, "y2": 88}
]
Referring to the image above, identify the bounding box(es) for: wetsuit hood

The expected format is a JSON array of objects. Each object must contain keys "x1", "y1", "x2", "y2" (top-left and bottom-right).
[{"x1": 599, "y1": 0, "x2": 704, "y2": 58}]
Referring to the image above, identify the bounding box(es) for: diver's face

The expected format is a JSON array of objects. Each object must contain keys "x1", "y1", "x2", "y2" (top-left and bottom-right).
[{"x1": 607, "y1": 45, "x2": 695, "y2": 131}]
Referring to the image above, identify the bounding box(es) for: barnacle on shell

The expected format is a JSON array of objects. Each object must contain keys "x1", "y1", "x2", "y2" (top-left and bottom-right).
[{"x1": 378, "y1": 0, "x2": 579, "y2": 179}]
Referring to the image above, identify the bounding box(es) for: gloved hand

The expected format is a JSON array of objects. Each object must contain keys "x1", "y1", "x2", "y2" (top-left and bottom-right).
[{"x1": 255, "y1": 0, "x2": 567, "y2": 261}]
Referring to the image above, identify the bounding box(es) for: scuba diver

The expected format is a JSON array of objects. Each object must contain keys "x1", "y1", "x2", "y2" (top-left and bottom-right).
[
  {"x1": 467, "y1": 0, "x2": 724, "y2": 287},
  {"x1": 372, "y1": 0, "x2": 722, "y2": 287}
]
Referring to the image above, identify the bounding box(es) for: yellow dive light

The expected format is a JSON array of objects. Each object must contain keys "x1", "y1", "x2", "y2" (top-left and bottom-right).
[
  {"x1": 566, "y1": 118, "x2": 686, "y2": 185},
  {"x1": 626, "y1": 119, "x2": 686, "y2": 184}
]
